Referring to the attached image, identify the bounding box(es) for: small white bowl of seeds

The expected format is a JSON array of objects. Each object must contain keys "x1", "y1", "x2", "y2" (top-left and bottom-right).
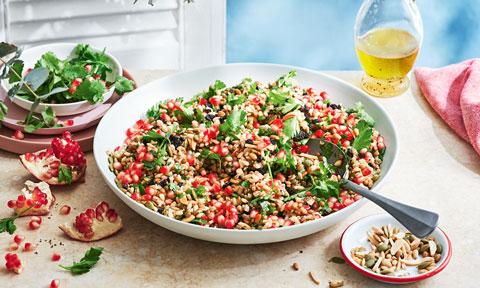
[{"x1": 340, "y1": 214, "x2": 452, "y2": 284}]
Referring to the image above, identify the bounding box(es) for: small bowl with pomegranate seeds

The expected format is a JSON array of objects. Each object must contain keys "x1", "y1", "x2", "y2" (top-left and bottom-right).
[
  {"x1": 340, "y1": 214, "x2": 452, "y2": 284},
  {"x1": 94, "y1": 63, "x2": 399, "y2": 244}
]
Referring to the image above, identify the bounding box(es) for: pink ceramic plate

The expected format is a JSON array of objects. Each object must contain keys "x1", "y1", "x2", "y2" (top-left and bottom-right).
[{"x1": 0, "y1": 70, "x2": 135, "y2": 135}]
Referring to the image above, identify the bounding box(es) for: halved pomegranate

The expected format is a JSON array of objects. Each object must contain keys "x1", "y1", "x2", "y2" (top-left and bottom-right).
[
  {"x1": 59, "y1": 202, "x2": 123, "y2": 242},
  {"x1": 9, "y1": 181, "x2": 55, "y2": 216},
  {"x1": 19, "y1": 131, "x2": 86, "y2": 185}
]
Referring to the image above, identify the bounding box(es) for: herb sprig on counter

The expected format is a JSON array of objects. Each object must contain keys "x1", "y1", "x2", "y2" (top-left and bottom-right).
[
  {"x1": 0, "y1": 203, "x2": 36, "y2": 234},
  {"x1": 59, "y1": 247, "x2": 104, "y2": 275}
]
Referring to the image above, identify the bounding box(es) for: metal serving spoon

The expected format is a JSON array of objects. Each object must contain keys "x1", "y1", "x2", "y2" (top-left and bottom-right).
[{"x1": 307, "y1": 139, "x2": 439, "y2": 238}]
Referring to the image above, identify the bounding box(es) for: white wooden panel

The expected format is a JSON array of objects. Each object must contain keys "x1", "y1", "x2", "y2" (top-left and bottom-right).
[
  {"x1": 11, "y1": 10, "x2": 178, "y2": 44},
  {"x1": 183, "y1": 0, "x2": 226, "y2": 69},
  {"x1": 9, "y1": 0, "x2": 178, "y2": 23}
]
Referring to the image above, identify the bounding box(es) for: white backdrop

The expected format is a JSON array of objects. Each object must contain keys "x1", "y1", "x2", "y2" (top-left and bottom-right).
[{"x1": 0, "y1": 0, "x2": 226, "y2": 70}]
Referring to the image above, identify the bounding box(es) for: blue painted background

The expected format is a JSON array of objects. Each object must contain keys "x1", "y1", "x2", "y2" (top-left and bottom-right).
[{"x1": 226, "y1": 0, "x2": 480, "y2": 69}]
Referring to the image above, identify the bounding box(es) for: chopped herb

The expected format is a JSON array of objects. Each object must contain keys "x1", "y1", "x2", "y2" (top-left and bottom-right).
[
  {"x1": 282, "y1": 116, "x2": 300, "y2": 139},
  {"x1": 58, "y1": 160, "x2": 72, "y2": 185},
  {"x1": 59, "y1": 247, "x2": 104, "y2": 275},
  {"x1": 240, "y1": 181, "x2": 251, "y2": 188},
  {"x1": 0, "y1": 203, "x2": 36, "y2": 234},
  {"x1": 352, "y1": 120, "x2": 373, "y2": 152},
  {"x1": 168, "y1": 183, "x2": 178, "y2": 192},
  {"x1": 191, "y1": 218, "x2": 208, "y2": 225},
  {"x1": 193, "y1": 185, "x2": 206, "y2": 197}
]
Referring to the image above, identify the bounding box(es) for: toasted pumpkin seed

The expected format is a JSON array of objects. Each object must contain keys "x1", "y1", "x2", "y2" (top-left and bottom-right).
[
  {"x1": 419, "y1": 244, "x2": 430, "y2": 253},
  {"x1": 145, "y1": 201, "x2": 155, "y2": 210},
  {"x1": 417, "y1": 261, "x2": 432, "y2": 270},
  {"x1": 436, "y1": 244, "x2": 443, "y2": 254},
  {"x1": 365, "y1": 254, "x2": 375, "y2": 261},
  {"x1": 376, "y1": 244, "x2": 390, "y2": 252},
  {"x1": 365, "y1": 259, "x2": 376, "y2": 268}
]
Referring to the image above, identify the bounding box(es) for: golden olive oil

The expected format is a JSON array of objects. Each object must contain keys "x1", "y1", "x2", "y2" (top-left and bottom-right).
[{"x1": 355, "y1": 28, "x2": 420, "y2": 79}]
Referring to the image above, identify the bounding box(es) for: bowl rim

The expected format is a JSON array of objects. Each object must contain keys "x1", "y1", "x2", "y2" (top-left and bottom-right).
[
  {"x1": 339, "y1": 213, "x2": 452, "y2": 283},
  {"x1": 3, "y1": 42, "x2": 122, "y2": 107},
  {"x1": 93, "y1": 62, "x2": 400, "y2": 236}
]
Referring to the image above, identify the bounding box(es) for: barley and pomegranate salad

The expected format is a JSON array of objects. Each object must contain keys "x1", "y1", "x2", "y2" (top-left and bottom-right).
[{"x1": 107, "y1": 71, "x2": 386, "y2": 230}]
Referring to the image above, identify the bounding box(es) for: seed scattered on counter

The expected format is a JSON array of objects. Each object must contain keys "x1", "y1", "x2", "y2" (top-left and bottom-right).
[
  {"x1": 52, "y1": 252, "x2": 61, "y2": 261},
  {"x1": 9, "y1": 242, "x2": 19, "y2": 251},
  {"x1": 4, "y1": 253, "x2": 24, "y2": 274},
  {"x1": 309, "y1": 271, "x2": 320, "y2": 285},
  {"x1": 13, "y1": 235, "x2": 25, "y2": 244},
  {"x1": 59, "y1": 205, "x2": 71, "y2": 215},
  {"x1": 351, "y1": 224, "x2": 443, "y2": 276},
  {"x1": 24, "y1": 242, "x2": 36, "y2": 252},
  {"x1": 292, "y1": 262, "x2": 299, "y2": 271},
  {"x1": 329, "y1": 280, "x2": 344, "y2": 288},
  {"x1": 50, "y1": 279, "x2": 60, "y2": 288}
]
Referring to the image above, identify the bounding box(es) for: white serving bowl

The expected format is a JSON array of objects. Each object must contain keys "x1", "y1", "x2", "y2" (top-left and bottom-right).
[
  {"x1": 93, "y1": 63, "x2": 399, "y2": 244},
  {"x1": 1, "y1": 43, "x2": 122, "y2": 116},
  {"x1": 340, "y1": 214, "x2": 452, "y2": 284}
]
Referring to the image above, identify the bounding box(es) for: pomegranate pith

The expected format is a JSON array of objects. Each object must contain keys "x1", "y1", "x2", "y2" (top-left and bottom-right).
[
  {"x1": 59, "y1": 201, "x2": 123, "y2": 242},
  {"x1": 10, "y1": 181, "x2": 55, "y2": 216},
  {"x1": 19, "y1": 131, "x2": 86, "y2": 185}
]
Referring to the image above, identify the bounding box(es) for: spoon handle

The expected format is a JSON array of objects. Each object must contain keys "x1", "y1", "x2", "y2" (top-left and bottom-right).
[{"x1": 342, "y1": 180, "x2": 439, "y2": 238}]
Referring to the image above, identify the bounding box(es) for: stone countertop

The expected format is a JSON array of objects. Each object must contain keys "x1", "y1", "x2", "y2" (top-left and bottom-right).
[{"x1": 1, "y1": 70, "x2": 479, "y2": 288}]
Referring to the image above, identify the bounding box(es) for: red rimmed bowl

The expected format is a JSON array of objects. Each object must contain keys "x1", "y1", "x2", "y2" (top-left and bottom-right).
[{"x1": 340, "y1": 214, "x2": 452, "y2": 284}]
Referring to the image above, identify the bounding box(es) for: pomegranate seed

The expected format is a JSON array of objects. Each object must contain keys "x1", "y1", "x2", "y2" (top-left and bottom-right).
[
  {"x1": 24, "y1": 242, "x2": 36, "y2": 252},
  {"x1": 253, "y1": 122, "x2": 260, "y2": 128},
  {"x1": 12, "y1": 130, "x2": 24, "y2": 140},
  {"x1": 224, "y1": 186, "x2": 233, "y2": 195},
  {"x1": 13, "y1": 235, "x2": 25, "y2": 244},
  {"x1": 69, "y1": 84, "x2": 77, "y2": 94},
  {"x1": 84, "y1": 230, "x2": 94, "y2": 239},
  {"x1": 59, "y1": 205, "x2": 71, "y2": 215},
  {"x1": 160, "y1": 166, "x2": 169, "y2": 174},
  {"x1": 142, "y1": 194, "x2": 152, "y2": 201},
  {"x1": 108, "y1": 212, "x2": 118, "y2": 223},
  {"x1": 85, "y1": 208, "x2": 95, "y2": 218},
  {"x1": 7, "y1": 200, "x2": 15, "y2": 208},
  {"x1": 64, "y1": 119, "x2": 74, "y2": 126},
  {"x1": 50, "y1": 279, "x2": 60, "y2": 288},
  {"x1": 299, "y1": 145, "x2": 309, "y2": 153},
  {"x1": 113, "y1": 162, "x2": 123, "y2": 170},
  {"x1": 30, "y1": 216, "x2": 42, "y2": 224},
  {"x1": 17, "y1": 195, "x2": 26, "y2": 202},
  {"x1": 84, "y1": 64, "x2": 92, "y2": 72},
  {"x1": 186, "y1": 154, "x2": 195, "y2": 166},
  {"x1": 131, "y1": 192, "x2": 140, "y2": 200},
  {"x1": 9, "y1": 242, "x2": 19, "y2": 251},
  {"x1": 26, "y1": 199, "x2": 35, "y2": 206},
  {"x1": 144, "y1": 152, "x2": 154, "y2": 162},
  {"x1": 29, "y1": 221, "x2": 40, "y2": 230},
  {"x1": 219, "y1": 146, "x2": 229, "y2": 157},
  {"x1": 16, "y1": 201, "x2": 24, "y2": 208},
  {"x1": 145, "y1": 186, "x2": 156, "y2": 196},
  {"x1": 225, "y1": 219, "x2": 235, "y2": 229},
  {"x1": 51, "y1": 252, "x2": 61, "y2": 261}
]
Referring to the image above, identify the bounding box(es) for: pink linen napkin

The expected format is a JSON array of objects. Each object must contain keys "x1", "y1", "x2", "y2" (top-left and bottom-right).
[{"x1": 415, "y1": 59, "x2": 480, "y2": 154}]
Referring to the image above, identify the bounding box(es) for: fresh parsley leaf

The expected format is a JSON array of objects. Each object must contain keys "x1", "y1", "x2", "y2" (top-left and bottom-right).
[
  {"x1": 281, "y1": 100, "x2": 302, "y2": 114},
  {"x1": 352, "y1": 120, "x2": 373, "y2": 152},
  {"x1": 193, "y1": 185, "x2": 206, "y2": 197},
  {"x1": 114, "y1": 75, "x2": 134, "y2": 96},
  {"x1": 199, "y1": 149, "x2": 222, "y2": 167},
  {"x1": 133, "y1": 183, "x2": 146, "y2": 195},
  {"x1": 0, "y1": 203, "x2": 36, "y2": 234},
  {"x1": 226, "y1": 92, "x2": 246, "y2": 106},
  {"x1": 58, "y1": 160, "x2": 73, "y2": 185},
  {"x1": 268, "y1": 89, "x2": 291, "y2": 105},
  {"x1": 240, "y1": 181, "x2": 251, "y2": 188},
  {"x1": 203, "y1": 80, "x2": 226, "y2": 99},
  {"x1": 353, "y1": 102, "x2": 375, "y2": 127},
  {"x1": 63, "y1": 64, "x2": 88, "y2": 81},
  {"x1": 59, "y1": 247, "x2": 104, "y2": 275},
  {"x1": 219, "y1": 110, "x2": 247, "y2": 133},
  {"x1": 34, "y1": 51, "x2": 62, "y2": 73},
  {"x1": 259, "y1": 201, "x2": 275, "y2": 215},
  {"x1": 168, "y1": 183, "x2": 178, "y2": 192},
  {"x1": 282, "y1": 116, "x2": 300, "y2": 139},
  {"x1": 277, "y1": 70, "x2": 297, "y2": 88},
  {"x1": 191, "y1": 218, "x2": 208, "y2": 225},
  {"x1": 378, "y1": 147, "x2": 386, "y2": 161},
  {"x1": 75, "y1": 79, "x2": 106, "y2": 104},
  {"x1": 142, "y1": 160, "x2": 156, "y2": 171}
]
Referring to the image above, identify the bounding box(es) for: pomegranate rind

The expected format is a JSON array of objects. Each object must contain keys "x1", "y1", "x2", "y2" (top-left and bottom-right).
[
  {"x1": 13, "y1": 181, "x2": 55, "y2": 216},
  {"x1": 19, "y1": 149, "x2": 86, "y2": 185},
  {"x1": 59, "y1": 203, "x2": 123, "y2": 242}
]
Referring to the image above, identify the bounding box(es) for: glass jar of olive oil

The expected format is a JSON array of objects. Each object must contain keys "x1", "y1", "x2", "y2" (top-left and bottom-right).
[{"x1": 354, "y1": 0, "x2": 423, "y2": 97}]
